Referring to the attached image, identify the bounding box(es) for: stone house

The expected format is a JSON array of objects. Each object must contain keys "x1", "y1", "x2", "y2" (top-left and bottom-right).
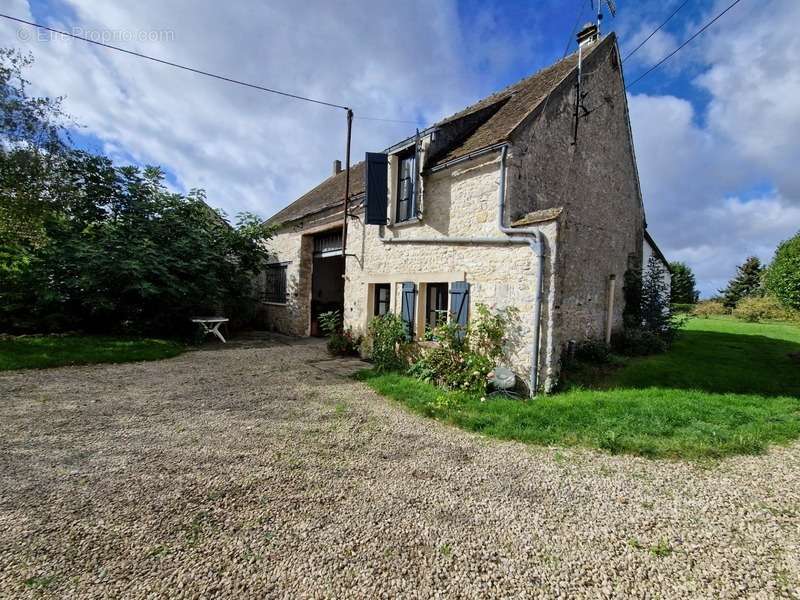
[{"x1": 259, "y1": 28, "x2": 667, "y2": 394}]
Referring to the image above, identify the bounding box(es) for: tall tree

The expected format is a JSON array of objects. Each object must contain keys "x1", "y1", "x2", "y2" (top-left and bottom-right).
[
  {"x1": 0, "y1": 48, "x2": 275, "y2": 336},
  {"x1": 0, "y1": 49, "x2": 68, "y2": 246},
  {"x1": 720, "y1": 256, "x2": 764, "y2": 309},
  {"x1": 668, "y1": 261, "x2": 699, "y2": 304},
  {"x1": 641, "y1": 255, "x2": 672, "y2": 334},
  {"x1": 764, "y1": 232, "x2": 800, "y2": 311}
]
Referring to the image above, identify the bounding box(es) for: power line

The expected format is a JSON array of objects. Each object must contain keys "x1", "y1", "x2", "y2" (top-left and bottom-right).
[
  {"x1": 625, "y1": 0, "x2": 745, "y2": 90},
  {"x1": 355, "y1": 115, "x2": 426, "y2": 125},
  {"x1": 578, "y1": 0, "x2": 745, "y2": 118},
  {"x1": 0, "y1": 13, "x2": 350, "y2": 111},
  {"x1": 622, "y1": 0, "x2": 690, "y2": 62}
]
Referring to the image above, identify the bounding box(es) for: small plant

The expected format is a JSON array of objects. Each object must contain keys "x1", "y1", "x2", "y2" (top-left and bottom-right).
[
  {"x1": 318, "y1": 310, "x2": 342, "y2": 337},
  {"x1": 650, "y1": 538, "x2": 673, "y2": 558},
  {"x1": 24, "y1": 574, "x2": 58, "y2": 589},
  {"x1": 365, "y1": 313, "x2": 409, "y2": 372},
  {"x1": 319, "y1": 310, "x2": 361, "y2": 356}
]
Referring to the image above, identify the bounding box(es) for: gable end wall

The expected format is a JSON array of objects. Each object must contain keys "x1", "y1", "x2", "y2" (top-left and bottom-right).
[{"x1": 507, "y1": 38, "x2": 645, "y2": 358}]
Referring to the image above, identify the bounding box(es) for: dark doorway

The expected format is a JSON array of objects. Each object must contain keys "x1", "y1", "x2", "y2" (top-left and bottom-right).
[{"x1": 310, "y1": 230, "x2": 345, "y2": 336}]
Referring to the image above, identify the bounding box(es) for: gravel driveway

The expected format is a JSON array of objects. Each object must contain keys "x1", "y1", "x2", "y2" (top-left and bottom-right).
[{"x1": 1, "y1": 335, "x2": 799, "y2": 599}]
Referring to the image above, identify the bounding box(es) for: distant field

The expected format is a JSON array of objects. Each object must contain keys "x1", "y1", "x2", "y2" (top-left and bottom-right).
[
  {"x1": 0, "y1": 335, "x2": 184, "y2": 371},
  {"x1": 359, "y1": 318, "x2": 800, "y2": 459}
]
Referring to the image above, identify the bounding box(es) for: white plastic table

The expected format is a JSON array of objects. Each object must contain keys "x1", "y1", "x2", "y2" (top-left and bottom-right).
[{"x1": 191, "y1": 317, "x2": 229, "y2": 343}]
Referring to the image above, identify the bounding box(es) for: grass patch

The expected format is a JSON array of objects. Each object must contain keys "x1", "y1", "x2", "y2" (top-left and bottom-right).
[
  {"x1": 0, "y1": 335, "x2": 184, "y2": 371},
  {"x1": 357, "y1": 318, "x2": 800, "y2": 460}
]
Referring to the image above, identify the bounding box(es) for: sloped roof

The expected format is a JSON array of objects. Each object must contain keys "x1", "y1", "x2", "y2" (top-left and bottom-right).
[
  {"x1": 265, "y1": 162, "x2": 365, "y2": 226},
  {"x1": 432, "y1": 35, "x2": 611, "y2": 163},
  {"x1": 265, "y1": 34, "x2": 614, "y2": 227}
]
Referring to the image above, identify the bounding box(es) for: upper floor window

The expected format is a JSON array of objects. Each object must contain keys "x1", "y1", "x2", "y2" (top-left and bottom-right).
[{"x1": 396, "y1": 148, "x2": 416, "y2": 223}]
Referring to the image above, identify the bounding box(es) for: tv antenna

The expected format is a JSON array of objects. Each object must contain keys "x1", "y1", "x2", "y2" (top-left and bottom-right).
[{"x1": 594, "y1": 0, "x2": 617, "y2": 34}]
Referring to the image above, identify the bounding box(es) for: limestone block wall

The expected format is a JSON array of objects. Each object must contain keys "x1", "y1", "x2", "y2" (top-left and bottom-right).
[
  {"x1": 507, "y1": 36, "x2": 645, "y2": 357},
  {"x1": 258, "y1": 227, "x2": 314, "y2": 336},
  {"x1": 343, "y1": 153, "x2": 560, "y2": 391}
]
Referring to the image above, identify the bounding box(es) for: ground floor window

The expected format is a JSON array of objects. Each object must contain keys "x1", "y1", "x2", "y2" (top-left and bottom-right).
[
  {"x1": 426, "y1": 282, "x2": 449, "y2": 329},
  {"x1": 373, "y1": 283, "x2": 391, "y2": 316},
  {"x1": 264, "y1": 264, "x2": 288, "y2": 303}
]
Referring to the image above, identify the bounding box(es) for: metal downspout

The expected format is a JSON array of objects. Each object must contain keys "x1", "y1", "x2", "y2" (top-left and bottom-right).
[{"x1": 496, "y1": 145, "x2": 544, "y2": 397}]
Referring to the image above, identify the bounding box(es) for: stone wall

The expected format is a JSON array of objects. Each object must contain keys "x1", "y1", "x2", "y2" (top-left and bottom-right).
[
  {"x1": 507, "y1": 36, "x2": 645, "y2": 360},
  {"x1": 343, "y1": 153, "x2": 560, "y2": 392},
  {"x1": 260, "y1": 35, "x2": 646, "y2": 392},
  {"x1": 257, "y1": 226, "x2": 314, "y2": 336}
]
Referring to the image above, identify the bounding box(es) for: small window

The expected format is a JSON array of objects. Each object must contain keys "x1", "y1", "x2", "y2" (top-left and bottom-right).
[
  {"x1": 264, "y1": 264, "x2": 288, "y2": 303},
  {"x1": 426, "y1": 283, "x2": 449, "y2": 329},
  {"x1": 373, "y1": 283, "x2": 391, "y2": 317},
  {"x1": 395, "y1": 148, "x2": 416, "y2": 223}
]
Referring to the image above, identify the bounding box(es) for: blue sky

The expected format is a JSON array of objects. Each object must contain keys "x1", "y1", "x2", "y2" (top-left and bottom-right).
[{"x1": 3, "y1": 0, "x2": 799, "y2": 296}]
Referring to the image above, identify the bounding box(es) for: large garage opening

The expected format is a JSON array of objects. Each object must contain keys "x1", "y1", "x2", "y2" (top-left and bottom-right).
[{"x1": 310, "y1": 229, "x2": 345, "y2": 336}]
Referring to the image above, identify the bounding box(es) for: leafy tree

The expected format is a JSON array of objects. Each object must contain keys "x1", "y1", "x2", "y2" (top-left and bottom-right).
[
  {"x1": 668, "y1": 261, "x2": 699, "y2": 304},
  {"x1": 0, "y1": 48, "x2": 275, "y2": 336},
  {"x1": 719, "y1": 256, "x2": 764, "y2": 309},
  {"x1": 0, "y1": 49, "x2": 69, "y2": 246},
  {"x1": 764, "y1": 232, "x2": 800, "y2": 311}
]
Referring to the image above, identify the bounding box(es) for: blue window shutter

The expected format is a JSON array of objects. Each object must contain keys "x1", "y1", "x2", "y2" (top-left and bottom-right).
[
  {"x1": 365, "y1": 152, "x2": 388, "y2": 225},
  {"x1": 401, "y1": 282, "x2": 416, "y2": 339},
  {"x1": 449, "y1": 282, "x2": 470, "y2": 338}
]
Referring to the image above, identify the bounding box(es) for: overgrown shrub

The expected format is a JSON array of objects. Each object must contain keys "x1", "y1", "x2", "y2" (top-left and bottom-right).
[
  {"x1": 0, "y1": 51, "x2": 273, "y2": 337},
  {"x1": 319, "y1": 310, "x2": 361, "y2": 356},
  {"x1": 764, "y1": 232, "x2": 800, "y2": 311},
  {"x1": 671, "y1": 303, "x2": 694, "y2": 314},
  {"x1": 732, "y1": 296, "x2": 795, "y2": 323},
  {"x1": 365, "y1": 313, "x2": 409, "y2": 372},
  {"x1": 692, "y1": 300, "x2": 728, "y2": 318},
  {"x1": 409, "y1": 304, "x2": 519, "y2": 394},
  {"x1": 573, "y1": 339, "x2": 611, "y2": 364},
  {"x1": 612, "y1": 328, "x2": 667, "y2": 356}
]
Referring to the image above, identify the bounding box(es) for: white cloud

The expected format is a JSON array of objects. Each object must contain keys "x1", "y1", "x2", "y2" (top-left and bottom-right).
[
  {"x1": 628, "y1": 0, "x2": 800, "y2": 297},
  {"x1": 4, "y1": 0, "x2": 798, "y2": 299},
  {"x1": 2, "y1": 0, "x2": 477, "y2": 218}
]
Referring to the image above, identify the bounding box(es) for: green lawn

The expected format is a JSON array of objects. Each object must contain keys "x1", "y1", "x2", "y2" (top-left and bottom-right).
[
  {"x1": 0, "y1": 335, "x2": 184, "y2": 371},
  {"x1": 358, "y1": 318, "x2": 800, "y2": 459}
]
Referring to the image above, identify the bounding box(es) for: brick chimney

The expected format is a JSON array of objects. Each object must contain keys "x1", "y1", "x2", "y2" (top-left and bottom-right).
[
  {"x1": 576, "y1": 23, "x2": 599, "y2": 49},
  {"x1": 333, "y1": 159, "x2": 342, "y2": 175}
]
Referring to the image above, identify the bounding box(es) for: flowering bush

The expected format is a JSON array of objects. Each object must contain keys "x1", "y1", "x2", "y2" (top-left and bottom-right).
[
  {"x1": 692, "y1": 300, "x2": 728, "y2": 318},
  {"x1": 408, "y1": 304, "x2": 518, "y2": 394},
  {"x1": 732, "y1": 295, "x2": 797, "y2": 323},
  {"x1": 364, "y1": 313, "x2": 409, "y2": 371},
  {"x1": 318, "y1": 310, "x2": 361, "y2": 356}
]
